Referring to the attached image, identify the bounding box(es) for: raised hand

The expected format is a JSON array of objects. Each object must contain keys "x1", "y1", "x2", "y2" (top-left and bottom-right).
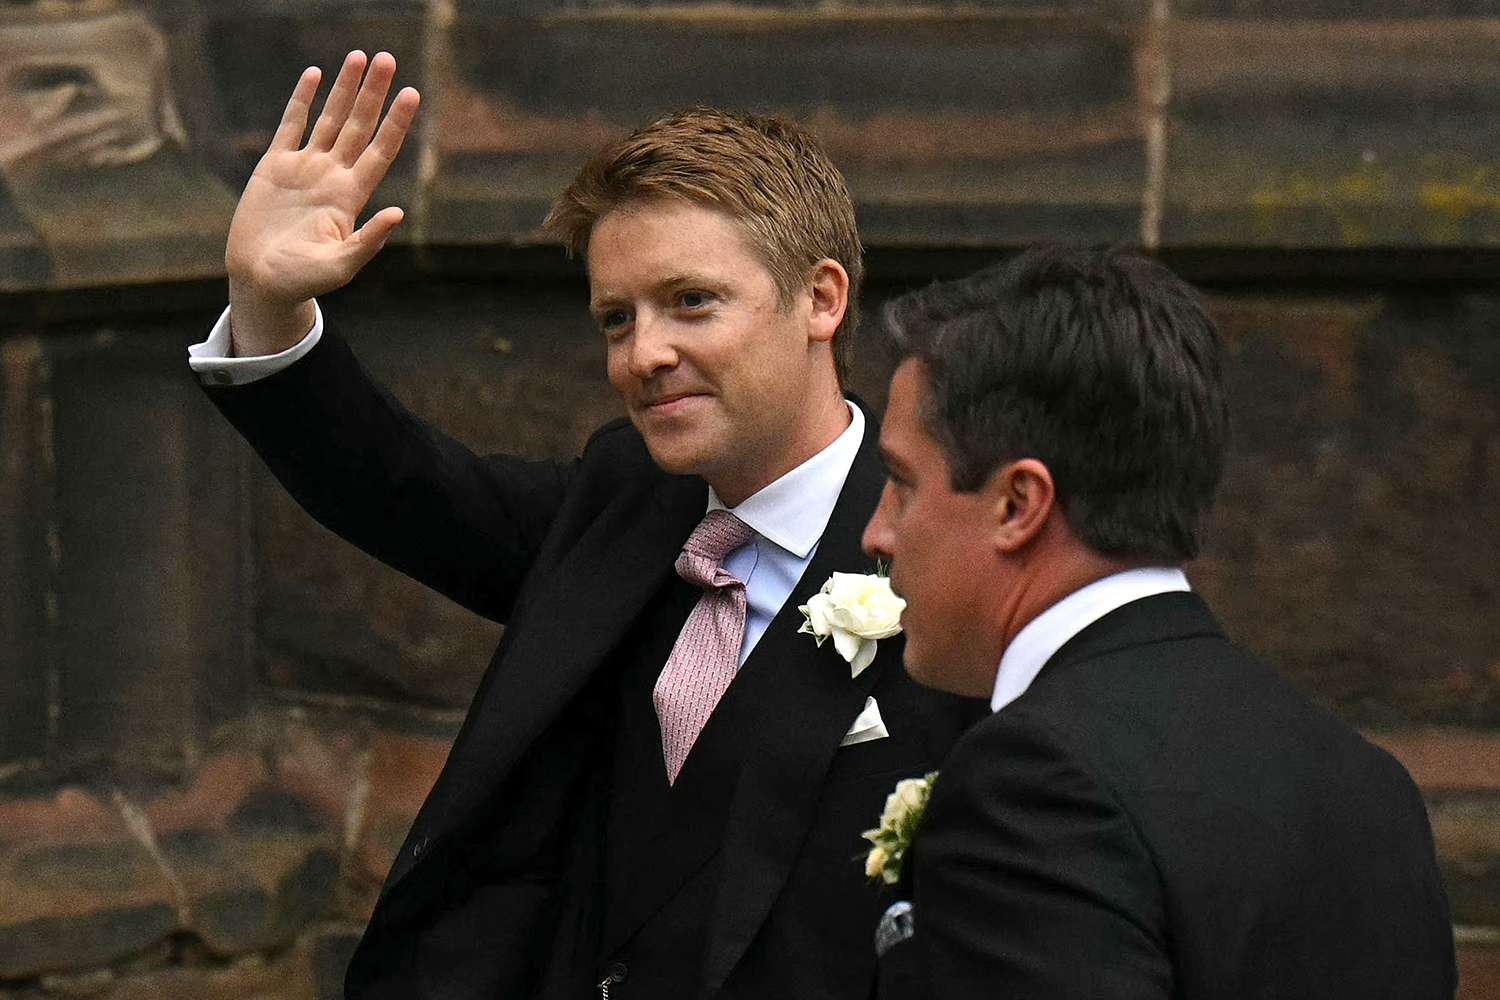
[{"x1": 225, "y1": 51, "x2": 419, "y2": 356}]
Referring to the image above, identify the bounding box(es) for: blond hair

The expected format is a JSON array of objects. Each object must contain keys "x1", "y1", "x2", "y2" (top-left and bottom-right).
[{"x1": 544, "y1": 107, "x2": 863, "y2": 383}]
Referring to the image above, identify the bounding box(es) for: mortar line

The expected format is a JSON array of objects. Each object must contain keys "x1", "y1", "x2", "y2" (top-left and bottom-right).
[
  {"x1": 411, "y1": 0, "x2": 455, "y2": 256},
  {"x1": 112, "y1": 789, "x2": 191, "y2": 925},
  {"x1": 1140, "y1": 0, "x2": 1172, "y2": 249}
]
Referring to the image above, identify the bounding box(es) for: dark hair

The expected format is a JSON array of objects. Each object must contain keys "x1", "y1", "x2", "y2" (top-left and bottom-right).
[{"x1": 882, "y1": 246, "x2": 1228, "y2": 562}]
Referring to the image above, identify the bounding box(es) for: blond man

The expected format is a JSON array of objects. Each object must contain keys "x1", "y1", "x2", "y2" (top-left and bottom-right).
[{"x1": 189, "y1": 51, "x2": 979, "y2": 999}]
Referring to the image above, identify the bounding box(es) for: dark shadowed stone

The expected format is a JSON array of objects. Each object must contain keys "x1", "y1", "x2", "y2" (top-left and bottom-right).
[
  {"x1": 1192, "y1": 293, "x2": 1500, "y2": 725},
  {"x1": 0, "y1": 184, "x2": 49, "y2": 293},
  {"x1": 0, "y1": 338, "x2": 52, "y2": 767},
  {"x1": 1444, "y1": 856, "x2": 1500, "y2": 927},
  {"x1": 194, "y1": 887, "x2": 273, "y2": 949},
  {"x1": 313, "y1": 929, "x2": 362, "y2": 1000},
  {"x1": 227, "y1": 789, "x2": 326, "y2": 837},
  {"x1": 42, "y1": 321, "x2": 251, "y2": 780},
  {"x1": 0, "y1": 905, "x2": 177, "y2": 979},
  {"x1": 434, "y1": 7, "x2": 1146, "y2": 247},
  {"x1": 11, "y1": 843, "x2": 159, "y2": 895}
]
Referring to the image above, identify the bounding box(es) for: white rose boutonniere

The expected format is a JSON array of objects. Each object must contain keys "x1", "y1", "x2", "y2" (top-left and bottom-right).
[
  {"x1": 797, "y1": 570, "x2": 906, "y2": 678},
  {"x1": 862, "y1": 772, "x2": 937, "y2": 886}
]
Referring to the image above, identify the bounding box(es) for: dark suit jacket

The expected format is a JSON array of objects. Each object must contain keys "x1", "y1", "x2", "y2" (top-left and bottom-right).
[
  {"x1": 880, "y1": 592, "x2": 1456, "y2": 1000},
  {"x1": 202, "y1": 328, "x2": 982, "y2": 999}
]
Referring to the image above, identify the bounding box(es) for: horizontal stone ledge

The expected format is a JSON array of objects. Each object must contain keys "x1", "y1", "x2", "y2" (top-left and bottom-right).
[{"x1": 1364, "y1": 729, "x2": 1500, "y2": 793}]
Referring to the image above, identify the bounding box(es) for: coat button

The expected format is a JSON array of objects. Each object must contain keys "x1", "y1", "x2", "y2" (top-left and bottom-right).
[{"x1": 602, "y1": 961, "x2": 627, "y2": 984}]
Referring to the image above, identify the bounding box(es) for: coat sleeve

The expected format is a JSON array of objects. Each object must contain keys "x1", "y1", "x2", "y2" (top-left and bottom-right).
[
  {"x1": 907, "y1": 711, "x2": 1173, "y2": 999},
  {"x1": 201, "y1": 325, "x2": 577, "y2": 623}
]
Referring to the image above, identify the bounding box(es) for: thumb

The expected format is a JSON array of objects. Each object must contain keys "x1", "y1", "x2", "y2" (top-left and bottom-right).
[{"x1": 346, "y1": 206, "x2": 404, "y2": 269}]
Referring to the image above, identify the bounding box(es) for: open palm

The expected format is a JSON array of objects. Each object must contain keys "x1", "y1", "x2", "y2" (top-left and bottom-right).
[{"x1": 226, "y1": 51, "x2": 419, "y2": 308}]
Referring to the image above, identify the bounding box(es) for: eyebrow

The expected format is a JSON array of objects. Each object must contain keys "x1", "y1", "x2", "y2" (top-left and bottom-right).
[
  {"x1": 878, "y1": 443, "x2": 909, "y2": 476},
  {"x1": 590, "y1": 272, "x2": 725, "y2": 313}
]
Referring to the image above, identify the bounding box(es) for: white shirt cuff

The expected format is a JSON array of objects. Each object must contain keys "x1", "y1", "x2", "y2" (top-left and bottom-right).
[{"x1": 188, "y1": 300, "x2": 323, "y2": 386}]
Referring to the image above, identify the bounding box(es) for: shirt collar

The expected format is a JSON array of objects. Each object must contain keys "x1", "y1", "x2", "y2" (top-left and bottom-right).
[
  {"x1": 706, "y1": 401, "x2": 863, "y2": 559},
  {"x1": 991, "y1": 566, "x2": 1191, "y2": 712}
]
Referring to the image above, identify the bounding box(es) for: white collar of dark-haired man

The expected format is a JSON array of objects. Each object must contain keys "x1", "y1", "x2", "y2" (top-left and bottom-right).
[{"x1": 862, "y1": 247, "x2": 1455, "y2": 1000}]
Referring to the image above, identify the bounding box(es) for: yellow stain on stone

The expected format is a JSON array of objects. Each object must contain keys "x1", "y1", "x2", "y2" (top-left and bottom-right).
[
  {"x1": 1248, "y1": 163, "x2": 1394, "y2": 245},
  {"x1": 1418, "y1": 164, "x2": 1500, "y2": 243},
  {"x1": 1247, "y1": 156, "x2": 1500, "y2": 246}
]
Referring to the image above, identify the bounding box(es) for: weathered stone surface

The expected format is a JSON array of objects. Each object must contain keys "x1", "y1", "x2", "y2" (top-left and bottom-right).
[
  {"x1": 1427, "y1": 794, "x2": 1500, "y2": 927},
  {"x1": 17, "y1": 933, "x2": 319, "y2": 1000},
  {"x1": 0, "y1": 338, "x2": 53, "y2": 769},
  {"x1": 346, "y1": 724, "x2": 455, "y2": 917},
  {"x1": 433, "y1": 8, "x2": 1146, "y2": 246},
  {"x1": 1181, "y1": 0, "x2": 1498, "y2": 16},
  {"x1": 1368, "y1": 729, "x2": 1500, "y2": 792},
  {"x1": 132, "y1": 713, "x2": 359, "y2": 956},
  {"x1": 43, "y1": 324, "x2": 251, "y2": 779},
  {"x1": 1165, "y1": 19, "x2": 1500, "y2": 246},
  {"x1": 1460, "y1": 937, "x2": 1500, "y2": 1000},
  {"x1": 0, "y1": 786, "x2": 177, "y2": 978},
  {"x1": 1190, "y1": 293, "x2": 1500, "y2": 725},
  {"x1": 0, "y1": 8, "x2": 238, "y2": 289},
  {"x1": 0, "y1": 189, "x2": 49, "y2": 292}
]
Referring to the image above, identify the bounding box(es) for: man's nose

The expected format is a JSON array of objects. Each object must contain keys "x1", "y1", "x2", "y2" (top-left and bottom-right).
[{"x1": 628, "y1": 313, "x2": 677, "y2": 379}]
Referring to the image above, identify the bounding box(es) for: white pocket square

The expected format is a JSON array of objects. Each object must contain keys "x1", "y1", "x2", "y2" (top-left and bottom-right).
[{"x1": 841, "y1": 695, "x2": 889, "y2": 747}]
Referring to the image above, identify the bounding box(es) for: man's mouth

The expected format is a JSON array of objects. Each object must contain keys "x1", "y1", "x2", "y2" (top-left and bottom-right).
[{"x1": 640, "y1": 391, "x2": 708, "y2": 415}]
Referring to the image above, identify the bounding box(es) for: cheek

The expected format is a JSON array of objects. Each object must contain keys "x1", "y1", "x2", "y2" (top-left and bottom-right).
[{"x1": 605, "y1": 347, "x2": 632, "y2": 393}]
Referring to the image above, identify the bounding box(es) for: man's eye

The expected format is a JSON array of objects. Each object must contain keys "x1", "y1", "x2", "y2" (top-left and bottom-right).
[
  {"x1": 677, "y1": 291, "x2": 711, "y2": 310},
  {"x1": 599, "y1": 310, "x2": 629, "y2": 334}
]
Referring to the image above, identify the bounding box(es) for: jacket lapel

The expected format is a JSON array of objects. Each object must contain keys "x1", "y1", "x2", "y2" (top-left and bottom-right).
[
  {"x1": 699, "y1": 424, "x2": 891, "y2": 995},
  {"x1": 386, "y1": 471, "x2": 707, "y2": 892}
]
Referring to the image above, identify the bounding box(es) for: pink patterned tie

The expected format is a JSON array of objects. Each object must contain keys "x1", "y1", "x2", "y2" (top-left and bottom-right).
[{"x1": 654, "y1": 509, "x2": 757, "y2": 784}]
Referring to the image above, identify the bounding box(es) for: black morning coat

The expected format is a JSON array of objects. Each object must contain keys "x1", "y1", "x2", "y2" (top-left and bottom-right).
[
  {"x1": 876, "y1": 591, "x2": 1458, "y2": 1000},
  {"x1": 202, "y1": 326, "x2": 984, "y2": 999}
]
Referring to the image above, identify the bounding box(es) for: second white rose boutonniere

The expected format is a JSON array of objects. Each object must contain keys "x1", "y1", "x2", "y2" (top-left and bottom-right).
[
  {"x1": 797, "y1": 570, "x2": 905, "y2": 678},
  {"x1": 863, "y1": 772, "x2": 937, "y2": 886}
]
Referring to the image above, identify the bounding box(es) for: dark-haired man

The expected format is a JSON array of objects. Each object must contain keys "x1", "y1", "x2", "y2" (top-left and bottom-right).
[
  {"x1": 863, "y1": 247, "x2": 1456, "y2": 999},
  {"x1": 187, "y1": 51, "x2": 980, "y2": 999}
]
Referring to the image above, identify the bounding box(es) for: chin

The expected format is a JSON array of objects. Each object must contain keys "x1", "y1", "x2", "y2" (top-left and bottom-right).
[
  {"x1": 903, "y1": 646, "x2": 980, "y2": 698},
  {"x1": 638, "y1": 431, "x2": 711, "y2": 478}
]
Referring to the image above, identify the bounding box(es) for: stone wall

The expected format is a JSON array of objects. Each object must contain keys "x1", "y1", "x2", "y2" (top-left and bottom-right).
[{"x1": 2, "y1": 0, "x2": 1499, "y2": 996}]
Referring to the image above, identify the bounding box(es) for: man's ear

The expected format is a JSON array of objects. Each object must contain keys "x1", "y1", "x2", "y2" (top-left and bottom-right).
[
  {"x1": 807, "y1": 259, "x2": 849, "y2": 344},
  {"x1": 986, "y1": 458, "x2": 1056, "y2": 554}
]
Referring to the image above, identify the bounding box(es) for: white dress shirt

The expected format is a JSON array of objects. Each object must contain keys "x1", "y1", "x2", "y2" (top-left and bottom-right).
[
  {"x1": 709, "y1": 402, "x2": 863, "y2": 665},
  {"x1": 188, "y1": 302, "x2": 324, "y2": 386},
  {"x1": 991, "y1": 566, "x2": 1191, "y2": 712},
  {"x1": 186, "y1": 302, "x2": 865, "y2": 667}
]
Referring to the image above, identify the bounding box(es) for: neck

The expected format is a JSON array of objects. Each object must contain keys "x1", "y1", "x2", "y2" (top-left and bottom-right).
[
  {"x1": 995, "y1": 543, "x2": 1149, "y2": 658},
  {"x1": 708, "y1": 389, "x2": 850, "y2": 507}
]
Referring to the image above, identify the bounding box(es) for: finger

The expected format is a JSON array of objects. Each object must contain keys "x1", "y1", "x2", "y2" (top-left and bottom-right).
[
  {"x1": 332, "y1": 51, "x2": 397, "y2": 166},
  {"x1": 306, "y1": 50, "x2": 367, "y2": 151},
  {"x1": 352, "y1": 87, "x2": 420, "y2": 194},
  {"x1": 344, "y1": 206, "x2": 405, "y2": 271},
  {"x1": 269, "y1": 66, "x2": 321, "y2": 152}
]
